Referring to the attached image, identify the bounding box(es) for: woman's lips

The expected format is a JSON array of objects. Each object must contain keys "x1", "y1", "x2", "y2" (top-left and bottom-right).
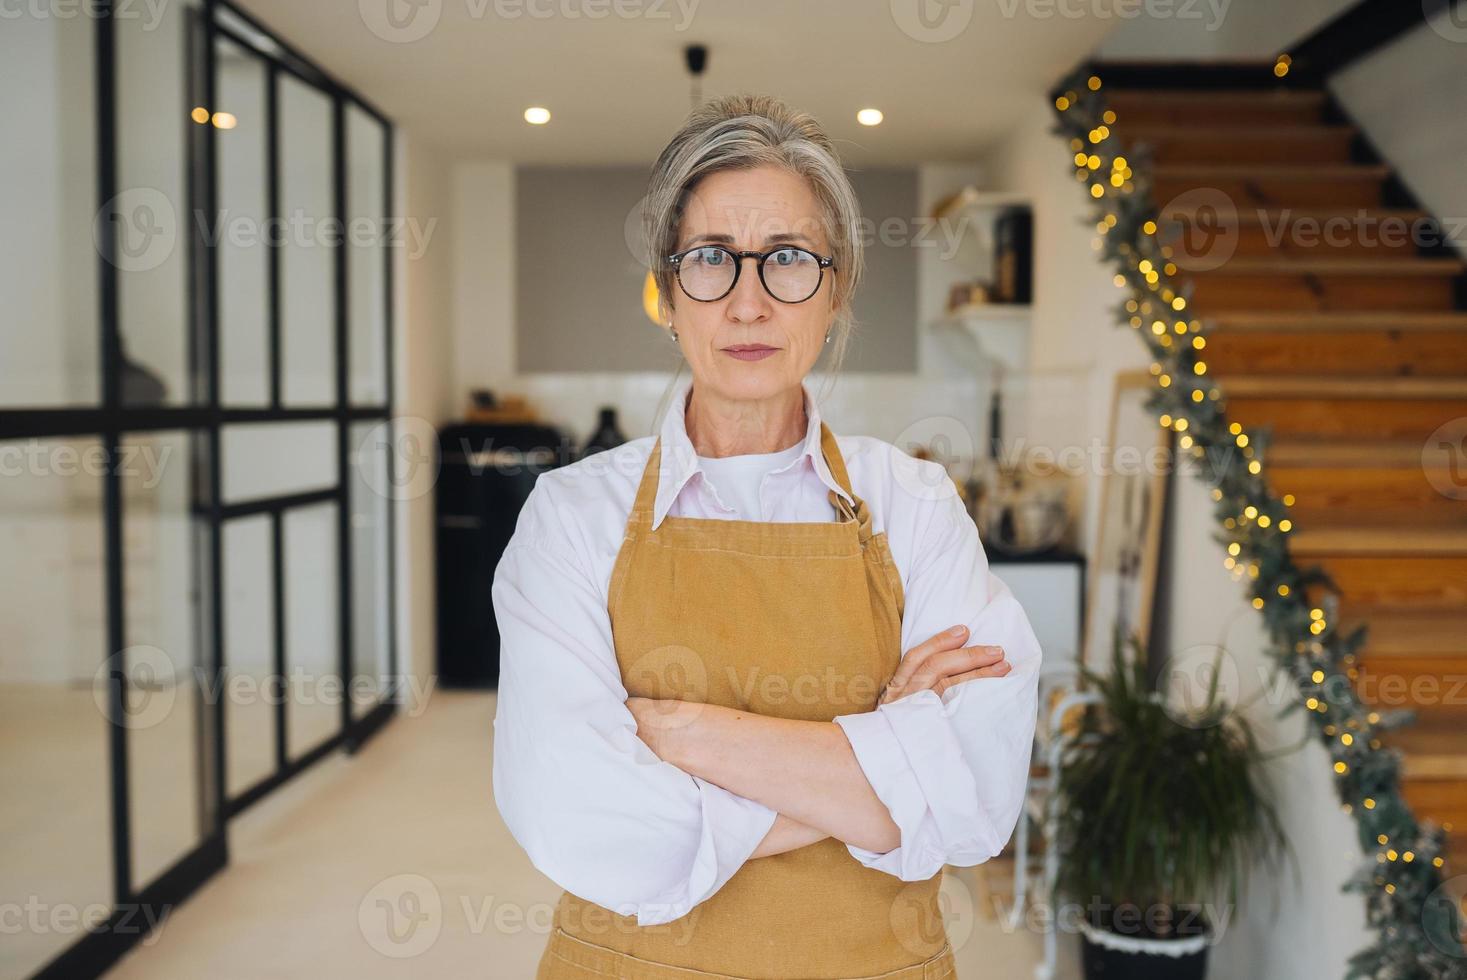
[{"x1": 723, "y1": 346, "x2": 779, "y2": 361}]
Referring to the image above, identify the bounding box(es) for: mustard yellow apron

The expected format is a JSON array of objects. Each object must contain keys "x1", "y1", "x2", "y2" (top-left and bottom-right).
[{"x1": 536, "y1": 420, "x2": 955, "y2": 980}]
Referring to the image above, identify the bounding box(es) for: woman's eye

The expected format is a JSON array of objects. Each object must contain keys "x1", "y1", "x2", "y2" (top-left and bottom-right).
[
  {"x1": 771, "y1": 248, "x2": 806, "y2": 266},
  {"x1": 693, "y1": 247, "x2": 725, "y2": 265}
]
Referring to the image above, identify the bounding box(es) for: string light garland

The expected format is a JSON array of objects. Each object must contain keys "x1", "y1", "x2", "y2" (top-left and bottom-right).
[{"x1": 1051, "y1": 66, "x2": 1467, "y2": 978}]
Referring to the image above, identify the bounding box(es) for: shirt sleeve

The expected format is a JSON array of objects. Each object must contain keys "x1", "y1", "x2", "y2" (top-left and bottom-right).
[
  {"x1": 490, "y1": 479, "x2": 779, "y2": 926},
  {"x1": 830, "y1": 464, "x2": 1042, "y2": 880}
]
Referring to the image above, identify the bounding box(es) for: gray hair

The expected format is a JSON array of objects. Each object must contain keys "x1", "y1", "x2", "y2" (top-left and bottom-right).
[{"x1": 642, "y1": 93, "x2": 862, "y2": 381}]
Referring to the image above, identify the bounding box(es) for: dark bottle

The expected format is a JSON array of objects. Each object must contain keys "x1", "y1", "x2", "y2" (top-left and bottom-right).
[{"x1": 580, "y1": 406, "x2": 627, "y2": 460}]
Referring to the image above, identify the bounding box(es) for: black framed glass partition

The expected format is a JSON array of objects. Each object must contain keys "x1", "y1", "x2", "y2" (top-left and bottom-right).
[{"x1": 0, "y1": 1, "x2": 397, "y2": 976}]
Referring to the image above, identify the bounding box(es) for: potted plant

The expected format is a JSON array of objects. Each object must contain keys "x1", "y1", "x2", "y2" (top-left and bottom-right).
[{"x1": 1052, "y1": 631, "x2": 1290, "y2": 979}]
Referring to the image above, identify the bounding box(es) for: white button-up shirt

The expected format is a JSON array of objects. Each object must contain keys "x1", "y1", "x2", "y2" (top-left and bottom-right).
[{"x1": 490, "y1": 374, "x2": 1042, "y2": 926}]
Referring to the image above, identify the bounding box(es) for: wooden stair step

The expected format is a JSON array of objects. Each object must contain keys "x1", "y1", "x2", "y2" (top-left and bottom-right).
[
  {"x1": 1152, "y1": 164, "x2": 1393, "y2": 208},
  {"x1": 1227, "y1": 397, "x2": 1467, "y2": 440},
  {"x1": 1357, "y1": 657, "x2": 1467, "y2": 722},
  {"x1": 1120, "y1": 125, "x2": 1357, "y2": 165},
  {"x1": 1205, "y1": 329, "x2": 1467, "y2": 377},
  {"x1": 1306, "y1": 557, "x2": 1467, "y2": 611},
  {"x1": 1220, "y1": 375, "x2": 1467, "y2": 398},
  {"x1": 1290, "y1": 524, "x2": 1467, "y2": 558},
  {"x1": 1161, "y1": 206, "x2": 1428, "y2": 226},
  {"x1": 1219, "y1": 377, "x2": 1467, "y2": 439},
  {"x1": 1395, "y1": 728, "x2": 1467, "y2": 781},
  {"x1": 1104, "y1": 89, "x2": 1327, "y2": 127},
  {"x1": 1264, "y1": 437, "x2": 1454, "y2": 468},
  {"x1": 1401, "y1": 778, "x2": 1467, "y2": 840},
  {"x1": 1206, "y1": 311, "x2": 1467, "y2": 332},
  {"x1": 1341, "y1": 610, "x2": 1467, "y2": 657},
  {"x1": 1186, "y1": 257, "x2": 1462, "y2": 312},
  {"x1": 1270, "y1": 466, "x2": 1467, "y2": 525},
  {"x1": 1157, "y1": 207, "x2": 1430, "y2": 260},
  {"x1": 1195, "y1": 257, "x2": 1464, "y2": 277}
]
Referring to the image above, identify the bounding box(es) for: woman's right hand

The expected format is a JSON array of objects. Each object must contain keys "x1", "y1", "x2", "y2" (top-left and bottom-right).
[{"x1": 876, "y1": 625, "x2": 1010, "y2": 706}]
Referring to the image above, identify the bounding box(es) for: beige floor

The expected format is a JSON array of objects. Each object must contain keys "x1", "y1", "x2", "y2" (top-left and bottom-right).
[{"x1": 103, "y1": 690, "x2": 1076, "y2": 978}]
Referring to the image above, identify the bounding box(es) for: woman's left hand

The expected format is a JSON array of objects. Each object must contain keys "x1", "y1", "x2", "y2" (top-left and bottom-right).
[{"x1": 878, "y1": 625, "x2": 1011, "y2": 706}]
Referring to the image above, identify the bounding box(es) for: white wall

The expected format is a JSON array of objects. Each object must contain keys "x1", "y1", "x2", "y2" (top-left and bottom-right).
[
  {"x1": 395, "y1": 130, "x2": 460, "y2": 702},
  {"x1": 1096, "y1": 0, "x2": 1358, "y2": 59},
  {"x1": 1160, "y1": 472, "x2": 1367, "y2": 980},
  {"x1": 1329, "y1": 15, "x2": 1467, "y2": 261},
  {"x1": 984, "y1": 106, "x2": 1148, "y2": 566},
  {"x1": 441, "y1": 162, "x2": 998, "y2": 476}
]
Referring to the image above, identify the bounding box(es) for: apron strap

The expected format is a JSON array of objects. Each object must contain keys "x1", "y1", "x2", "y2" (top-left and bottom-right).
[
  {"x1": 628, "y1": 436, "x2": 663, "y2": 528},
  {"x1": 819, "y1": 421, "x2": 875, "y2": 539}
]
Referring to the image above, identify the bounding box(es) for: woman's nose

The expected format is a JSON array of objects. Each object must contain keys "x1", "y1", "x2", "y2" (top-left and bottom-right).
[{"x1": 726, "y1": 255, "x2": 773, "y2": 320}]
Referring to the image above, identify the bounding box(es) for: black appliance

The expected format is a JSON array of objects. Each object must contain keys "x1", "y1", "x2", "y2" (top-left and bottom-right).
[
  {"x1": 993, "y1": 206, "x2": 1033, "y2": 304},
  {"x1": 435, "y1": 421, "x2": 568, "y2": 688}
]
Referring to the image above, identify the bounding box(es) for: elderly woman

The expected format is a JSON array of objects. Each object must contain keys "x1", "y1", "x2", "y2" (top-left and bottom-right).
[{"x1": 492, "y1": 94, "x2": 1041, "y2": 979}]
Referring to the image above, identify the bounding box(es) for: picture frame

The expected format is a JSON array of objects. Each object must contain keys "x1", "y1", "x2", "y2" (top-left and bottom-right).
[{"x1": 1082, "y1": 370, "x2": 1175, "y2": 674}]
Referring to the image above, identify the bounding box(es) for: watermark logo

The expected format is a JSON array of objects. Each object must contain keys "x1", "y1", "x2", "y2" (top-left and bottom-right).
[
  {"x1": 0, "y1": 0, "x2": 169, "y2": 29},
  {"x1": 891, "y1": 415, "x2": 976, "y2": 502},
  {"x1": 890, "y1": 0, "x2": 974, "y2": 42},
  {"x1": 95, "y1": 187, "x2": 176, "y2": 273},
  {"x1": 359, "y1": 873, "x2": 443, "y2": 957},
  {"x1": 1426, "y1": 0, "x2": 1467, "y2": 43},
  {"x1": 1157, "y1": 642, "x2": 1241, "y2": 728},
  {"x1": 891, "y1": 873, "x2": 977, "y2": 956},
  {"x1": 994, "y1": 0, "x2": 1232, "y2": 30},
  {"x1": 1423, "y1": 417, "x2": 1467, "y2": 501},
  {"x1": 1156, "y1": 188, "x2": 1239, "y2": 272},
  {"x1": 1422, "y1": 873, "x2": 1467, "y2": 958},
  {"x1": 623, "y1": 644, "x2": 710, "y2": 716},
  {"x1": 355, "y1": 417, "x2": 441, "y2": 501},
  {"x1": 0, "y1": 899, "x2": 172, "y2": 944},
  {"x1": 359, "y1": 0, "x2": 443, "y2": 42},
  {"x1": 92, "y1": 645, "x2": 179, "y2": 731}
]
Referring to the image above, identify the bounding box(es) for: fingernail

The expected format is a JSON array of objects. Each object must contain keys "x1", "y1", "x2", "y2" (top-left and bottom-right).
[{"x1": 950, "y1": 625, "x2": 966, "y2": 636}]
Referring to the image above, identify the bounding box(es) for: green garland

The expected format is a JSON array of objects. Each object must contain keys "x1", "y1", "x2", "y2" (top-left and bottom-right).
[{"x1": 1049, "y1": 66, "x2": 1467, "y2": 978}]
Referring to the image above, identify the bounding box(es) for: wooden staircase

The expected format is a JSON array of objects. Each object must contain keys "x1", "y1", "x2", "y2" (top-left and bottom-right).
[{"x1": 1109, "y1": 81, "x2": 1467, "y2": 865}]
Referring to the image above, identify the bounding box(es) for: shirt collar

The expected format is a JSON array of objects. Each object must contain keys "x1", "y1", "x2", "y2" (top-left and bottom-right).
[{"x1": 651, "y1": 375, "x2": 855, "y2": 531}]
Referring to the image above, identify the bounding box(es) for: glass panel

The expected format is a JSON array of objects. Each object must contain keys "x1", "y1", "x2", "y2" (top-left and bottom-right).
[
  {"x1": 122, "y1": 429, "x2": 213, "y2": 892},
  {"x1": 279, "y1": 76, "x2": 335, "y2": 407},
  {"x1": 0, "y1": 16, "x2": 99, "y2": 406},
  {"x1": 0, "y1": 438, "x2": 111, "y2": 976},
  {"x1": 349, "y1": 421, "x2": 391, "y2": 718},
  {"x1": 284, "y1": 503, "x2": 339, "y2": 759},
  {"x1": 347, "y1": 105, "x2": 388, "y2": 406},
  {"x1": 114, "y1": 0, "x2": 205, "y2": 406},
  {"x1": 221, "y1": 420, "x2": 337, "y2": 504},
  {"x1": 217, "y1": 39, "x2": 271, "y2": 407},
  {"x1": 223, "y1": 516, "x2": 275, "y2": 798}
]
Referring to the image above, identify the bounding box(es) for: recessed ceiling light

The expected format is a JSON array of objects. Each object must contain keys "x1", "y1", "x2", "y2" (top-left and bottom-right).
[
  {"x1": 857, "y1": 108, "x2": 883, "y2": 126},
  {"x1": 524, "y1": 106, "x2": 551, "y2": 125},
  {"x1": 212, "y1": 111, "x2": 237, "y2": 130}
]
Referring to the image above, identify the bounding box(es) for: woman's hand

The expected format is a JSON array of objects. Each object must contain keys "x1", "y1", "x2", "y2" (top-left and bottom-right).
[{"x1": 877, "y1": 624, "x2": 1010, "y2": 706}]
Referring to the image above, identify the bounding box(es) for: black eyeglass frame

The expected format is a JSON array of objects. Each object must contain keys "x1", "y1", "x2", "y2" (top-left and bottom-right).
[{"x1": 664, "y1": 245, "x2": 836, "y2": 304}]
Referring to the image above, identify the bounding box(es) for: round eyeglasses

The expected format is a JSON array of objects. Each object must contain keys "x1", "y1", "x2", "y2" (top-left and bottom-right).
[{"x1": 665, "y1": 245, "x2": 834, "y2": 304}]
